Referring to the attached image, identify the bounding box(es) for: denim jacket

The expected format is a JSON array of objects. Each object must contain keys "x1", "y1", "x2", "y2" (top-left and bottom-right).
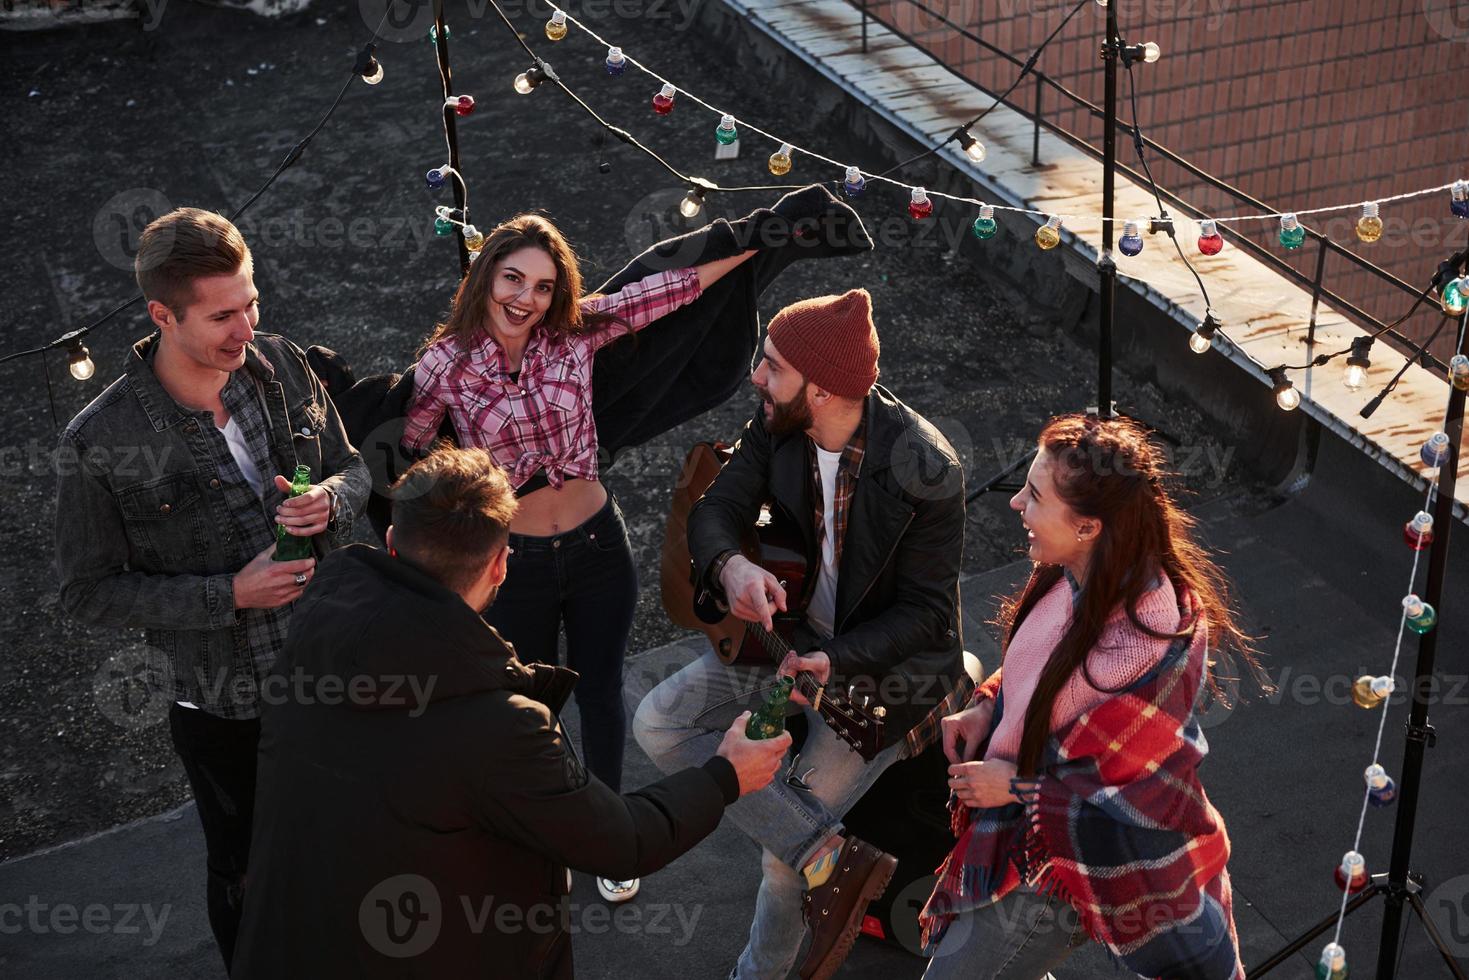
[{"x1": 54, "y1": 331, "x2": 372, "y2": 712}]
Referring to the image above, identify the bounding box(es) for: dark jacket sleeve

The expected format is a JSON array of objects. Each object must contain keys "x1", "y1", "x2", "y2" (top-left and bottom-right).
[
  {"x1": 821, "y1": 462, "x2": 966, "y2": 680},
  {"x1": 297, "y1": 346, "x2": 372, "y2": 549},
  {"x1": 686, "y1": 413, "x2": 775, "y2": 600},
  {"x1": 475, "y1": 696, "x2": 736, "y2": 881}
]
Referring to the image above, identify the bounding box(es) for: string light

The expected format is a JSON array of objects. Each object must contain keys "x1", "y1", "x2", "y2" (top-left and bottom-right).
[
  {"x1": 1334, "y1": 851, "x2": 1369, "y2": 893},
  {"x1": 1439, "y1": 275, "x2": 1467, "y2": 316},
  {"x1": 1420, "y1": 431, "x2": 1451, "y2": 468},
  {"x1": 1269, "y1": 367, "x2": 1300, "y2": 410},
  {"x1": 433, "y1": 205, "x2": 461, "y2": 237},
  {"x1": 445, "y1": 94, "x2": 476, "y2": 117},
  {"x1": 1342, "y1": 336, "x2": 1373, "y2": 390},
  {"x1": 679, "y1": 186, "x2": 706, "y2": 218},
  {"x1": 652, "y1": 82, "x2": 676, "y2": 115},
  {"x1": 604, "y1": 46, "x2": 626, "y2": 76},
  {"x1": 1403, "y1": 510, "x2": 1434, "y2": 550},
  {"x1": 1403, "y1": 593, "x2": 1438, "y2": 633},
  {"x1": 1122, "y1": 41, "x2": 1162, "y2": 65},
  {"x1": 1317, "y1": 942, "x2": 1348, "y2": 980},
  {"x1": 1278, "y1": 213, "x2": 1305, "y2": 250},
  {"x1": 462, "y1": 224, "x2": 485, "y2": 252},
  {"x1": 1356, "y1": 202, "x2": 1383, "y2": 243},
  {"x1": 1452, "y1": 179, "x2": 1469, "y2": 218},
  {"x1": 715, "y1": 113, "x2": 738, "y2": 146},
  {"x1": 1364, "y1": 763, "x2": 1397, "y2": 806},
  {"x1": 428, "y1": 24, "x2": 449, "y2": 43},
  {"x1": 957, "y1": 127, "x2": 986, "y2": 164},
  {"x1": 1196, "y1": 218, "x2": 1223, "y2": 255},
  {"x1": 513, "y1": 66, "x2": 548, "y2": 94},
  {"x1": 768, "y1": 143, "x2": 793, "y2": 176},
  {"x1": 1450, "y1": 354, "x2": 1469, "y2": 391},
  {"x1": 842, "y1": 166, "x2": 866, "y2": 197},
  {"x1": 354, "y1": 44, "x2": 383, "y2": 86},
  {"x1": 971, "y1": 204, "x2": 998, "y2": 240},
  {"x1": 1189, "y1": 309, "x2": 1221, "y2": 354},
  {"x1": 1119, "y1": 219, "x2": 1144, "y2": 256},
  {"x1": 545, "y1": 9, "x2": 568, "y2": 40},
  {"x1": 67, "y1": 341, "x2": 95, "y2": 381},
  {"x1": 908, "y1": 187, "x2": 934, "y2": 220},
  {"x1": 1351, "y1": 675, "x2": 1394, "y2": 709},
  {"x1": 1035, "y1": 215, "x2": 1062, "y2": 250},
  {"x1": 425, "y1": 165, "x2": 455, "y2": 190}
]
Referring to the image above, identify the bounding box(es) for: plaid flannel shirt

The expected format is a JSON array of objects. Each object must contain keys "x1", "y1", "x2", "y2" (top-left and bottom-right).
[{"x1": 403, "y1": 267, "x2": 702, "y2": 488}]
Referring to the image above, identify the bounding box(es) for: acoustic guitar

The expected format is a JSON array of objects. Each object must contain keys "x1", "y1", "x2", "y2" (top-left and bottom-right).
[{"x1": 661, "y1": 442, "x2": 886, "y2": 761}]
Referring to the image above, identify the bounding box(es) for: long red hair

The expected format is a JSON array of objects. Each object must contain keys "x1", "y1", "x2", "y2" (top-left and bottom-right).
[{"x1": 1000, "y1": 414, "x2": 1267, "y2": 777}]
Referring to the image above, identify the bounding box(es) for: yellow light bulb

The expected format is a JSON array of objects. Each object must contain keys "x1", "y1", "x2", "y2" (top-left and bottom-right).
[
  {"x1": 545, "y1": 11, "x2": 568, "y2": 40},
  {"x1": 1356, "y1": 202, "x2": 1383, "y2": 243},
  {"x1": 768, "y1": 143, "x2": 793, "y2": 176},
  {"x1": 1035, "y1": 215, "x2": 1062, "y2": 250}
]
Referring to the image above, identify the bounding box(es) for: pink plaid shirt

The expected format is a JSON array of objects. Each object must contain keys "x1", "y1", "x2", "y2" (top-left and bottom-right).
[{"x1": 402, "y1": 267, "x2": 702, "y2": 489}]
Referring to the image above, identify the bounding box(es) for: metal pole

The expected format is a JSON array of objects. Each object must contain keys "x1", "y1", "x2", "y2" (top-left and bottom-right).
[
  {"x1": 862, "y1": 0, "x2": 869, "y2": 54},
  {"x1": 1376, "y1": 315, "x2": 1467, "y2": 977},
  {"x1": 433, "y1": 0, "x2": 470, "y2": 275},
  {"x1": 1032, "y1": 73, "x2": 1043, "y2": 167},
  {"x1": 1306, "y1": 237, "x2": 1328, "y2": 349},
  {"x1": 1097, "y1": 2, "x2": 1118, "y2": 418}
]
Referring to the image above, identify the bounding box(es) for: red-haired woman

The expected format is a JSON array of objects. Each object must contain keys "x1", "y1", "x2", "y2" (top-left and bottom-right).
[
  {"x1": 919, "y1": 414, "x2": 1262, "y2": 980},
  {"x1": 402, "y1": 214, "x2": 754, "y2": 902}
]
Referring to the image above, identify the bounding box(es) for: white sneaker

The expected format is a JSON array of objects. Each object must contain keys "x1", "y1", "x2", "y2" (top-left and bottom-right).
[{"x1": 596, "y1": 877, "x2": 640, "y2": 903}]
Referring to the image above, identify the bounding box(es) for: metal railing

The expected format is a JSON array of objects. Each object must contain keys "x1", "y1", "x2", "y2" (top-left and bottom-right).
[{"x1": 852, "y1": 0, "x2": 1452, "y2": 376}]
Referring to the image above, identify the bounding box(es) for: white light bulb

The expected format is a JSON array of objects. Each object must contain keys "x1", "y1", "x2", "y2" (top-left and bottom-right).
[
  {"x1": 514, "y1": 72, "x2": 534, "y2": 95},
  {"x1": 679, "y1": 190, "x2": 704, "y2": 218},
  {"x1": 69, "y1": 345, "x2": 96, "y2": 381},
  {"x1": 1343, "y1": 363, "x2": 1368, "y2": 390},
  {"x1": 1142, "y1": 41, "x2": 1161, "y2": 63},
  {"x1": 363, "y1": 62, "x2": 384, "y2": 86},
  {"x1": 1189, "y1": 331, "x2": 1213, "y2": 354}
]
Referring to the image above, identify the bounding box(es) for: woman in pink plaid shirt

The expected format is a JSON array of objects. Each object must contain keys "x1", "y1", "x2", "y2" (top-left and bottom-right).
[{"x1": 402, "y1": 213, "x2": 754, "y2": 903}]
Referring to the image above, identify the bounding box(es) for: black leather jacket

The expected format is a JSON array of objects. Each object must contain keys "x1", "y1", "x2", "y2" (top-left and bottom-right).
[{"x1": 689, "y1": 385, "x2": 967, "y2": 746}]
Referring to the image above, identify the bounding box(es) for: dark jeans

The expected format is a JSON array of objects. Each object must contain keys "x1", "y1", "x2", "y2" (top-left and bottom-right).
[
  {"x1": 483, "y1": 493, "x2": 638, "y2": 792},
  {"x1": 168, "y1": 702, "x2": 260, "y2": 972}
]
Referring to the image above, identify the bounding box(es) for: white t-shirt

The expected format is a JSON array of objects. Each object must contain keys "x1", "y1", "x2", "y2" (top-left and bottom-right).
[
  {"x1": 806, "y1": 446, "x2": 842, "y2": 640},
  {"x1": 220, "y1": 415, "x2": 265, "y2": 499}
]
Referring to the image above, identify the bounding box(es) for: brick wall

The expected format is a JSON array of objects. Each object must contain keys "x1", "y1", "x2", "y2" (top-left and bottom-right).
[{"x1": 863, "y1": 0, "x2": 1469, "y2": 363}]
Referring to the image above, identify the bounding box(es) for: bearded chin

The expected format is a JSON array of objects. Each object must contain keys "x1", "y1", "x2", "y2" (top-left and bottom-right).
[{"x1": 767, "y1": 383, "x2": 813, "y2": 436}]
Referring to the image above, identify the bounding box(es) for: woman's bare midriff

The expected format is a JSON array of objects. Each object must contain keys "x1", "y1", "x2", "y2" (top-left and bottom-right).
[{"x1": 511, "y1": 477, "x2": 609, "y2": 536}]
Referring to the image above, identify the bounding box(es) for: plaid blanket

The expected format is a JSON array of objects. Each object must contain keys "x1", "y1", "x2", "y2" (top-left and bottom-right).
[{"x1": 919, "y1": 589, "x2": 1244, "y2": 980}]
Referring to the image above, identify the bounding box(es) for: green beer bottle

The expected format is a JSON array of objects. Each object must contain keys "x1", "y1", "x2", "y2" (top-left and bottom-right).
[
  {"x1": 273, "y1": 464, "x2": 315, "y2": 562},
  {"x1": 746, "y1": 676, "x2": 794, "y2": 740}
]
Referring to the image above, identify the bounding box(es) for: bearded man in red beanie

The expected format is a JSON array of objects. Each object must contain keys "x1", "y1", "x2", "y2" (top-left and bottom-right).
[{"x1": 634, "y1": 288, "x2": 971, "y2": 979}]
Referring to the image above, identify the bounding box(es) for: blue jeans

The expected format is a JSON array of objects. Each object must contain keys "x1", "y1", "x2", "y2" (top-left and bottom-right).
[
  {"x1": 921, "y1": 884, "x2": 1090, "y2": 980},
  {"x1": 484, "y1": 494, "x2": 637, "y2": 791},
  {"x1": 634, "y1": 649, "x2": 903, "y2": 979}
]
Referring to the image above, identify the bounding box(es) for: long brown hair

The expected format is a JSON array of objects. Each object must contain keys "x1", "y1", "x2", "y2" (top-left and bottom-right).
[
  {"x1": 417, "y1": 213, "x2": 619, "y2": 357},
  {"x1": 1000, "y1": 414, "x2": 1267, "y2": 777}
]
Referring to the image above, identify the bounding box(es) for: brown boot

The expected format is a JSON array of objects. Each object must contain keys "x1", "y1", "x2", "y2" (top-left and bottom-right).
[{"x1": 797, "y1": 837, "x2": 897, "y2": 979}]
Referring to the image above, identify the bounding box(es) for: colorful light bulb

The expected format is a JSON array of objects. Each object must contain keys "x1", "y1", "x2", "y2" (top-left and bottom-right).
[
  {"x1": 1035, "y1": 215, "x2": 1062, "y2": 250},
  {"x1": 715, "y1": 113, "x2": 739, "y2": 146},
  {"x1": 1440, "y1": 276, "x2": 1467, "y2": 316},
  {"x1": 908, "y1": 187, "x2": 933, "y2": 220},
  {"x1": 428, "y1": 24, "x2": 449, "y2": 43},
  {"x1": 1421, "y1": 431, "x2": 1451, "y2": 468},
  {"x1": 1190, "y1": 310, "x2": 1221, "y2": 354},
  {"x1": 1451, "y1": 354, "x2": 1469, "y2": 392},
  {"x1": 605, "y1": 46, "x2": 627, "y2": 75},
  {"x1": 425, "y1": 167, "x2": 448, "y2": 190},
  {"x1": 434, "y1": 217, "x2": 453, "y2": 237},
  {"x1": 768, "y1": 143, "x2": 793, "y2": 176},
  {"x1": 1316, "y1": 942, "x2": 1348, "y2": 980},
  {"x1": 1403, "y1": 594, "x2": 1437, "y2": 634},
  {"x1": 1198, "y1": 219, "x2": 1223, "y2": 255},
  {"x1": 971, "y1": 204, "x2": 998, "y2": 240},
  {"x1": 652, "y1": 83, "x2": 676, "y2": 115},
  {"x1": 462, "y1": 224, "x2": 484, "y2": 252},
  {"x1": 67, "y1": 342, "x2": 94, "y2": 381},
  {"x1": 1365, "y1": 764, "x2": 1397, "y2": 806},
  {"x1": 842, "y1": 166, "x2": 865, "y2": 197},
  {"x1": 1270, "y1": 367, "x2": 1300, "y2": 411},
  {"x1": 1343, "y1": 336, "x2": 1372, "y2": 391},
  {"x1": 1356, "y1": 202, "x2": 1383, "y2": 243},
  {"x1": 1119, "y1": 219, "x2": 1144, "y2": 256},
  {"x1": 1335, "y1": 851, "x2": 1369, "y2": 893},
  {"x1": 1279, "y1": 212, "x2": 1305, "y2": 250},
  {"x1": 446, "y1": 94, "x2": 475, "y2": 117},
  {"x1": 545, "y1": 9, "x2": 568, "y2": 40},
  {"x1": 1404, "y1": 510, "x2": 1434, "y2": 550},
  {"x1": 1352, "y1": 675, "x2": 1394, "y2": 709},
  {"x1": 1452, "y1": 179, "x2": 1469, "y2": 219}
]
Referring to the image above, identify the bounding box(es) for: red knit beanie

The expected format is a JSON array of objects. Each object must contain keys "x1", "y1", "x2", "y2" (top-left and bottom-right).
[{"x1": 766, "y1": 289, "x2": 880, "y2": 399}]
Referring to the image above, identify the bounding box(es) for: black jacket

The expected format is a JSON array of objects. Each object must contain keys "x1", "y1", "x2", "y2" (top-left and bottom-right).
[
  {"x1": 310, "y1": 183, "x2": 872, "y2": 540},
  {"x1": 232, "y1": 544, "x2": 738, "y2": 980},
  {"x1": 688, "y1": 386, "x2": 967, "y2": 747}
]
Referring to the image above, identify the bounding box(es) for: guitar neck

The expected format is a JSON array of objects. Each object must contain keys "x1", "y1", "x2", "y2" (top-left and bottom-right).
[{"x1": 748, "y1": 620, "x2": 824, "y2": 704}]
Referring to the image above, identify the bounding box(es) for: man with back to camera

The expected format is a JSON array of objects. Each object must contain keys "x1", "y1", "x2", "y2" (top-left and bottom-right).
[
  {"x1": 232, "y1": 446, "x2": 793, "y2": 979},
  {"x1": 53, "y1": 207, "x2": 371, "y2": 971}
]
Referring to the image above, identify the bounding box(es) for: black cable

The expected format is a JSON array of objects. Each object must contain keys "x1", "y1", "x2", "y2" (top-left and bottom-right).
[{"x1": 875, "y1": 0, "x2": 1091, "y2": 179}]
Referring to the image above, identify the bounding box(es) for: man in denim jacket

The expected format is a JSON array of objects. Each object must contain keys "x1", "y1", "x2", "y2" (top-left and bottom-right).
[{"x1": 53, "y1": 207, "x2": 370, "y2": 971}]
